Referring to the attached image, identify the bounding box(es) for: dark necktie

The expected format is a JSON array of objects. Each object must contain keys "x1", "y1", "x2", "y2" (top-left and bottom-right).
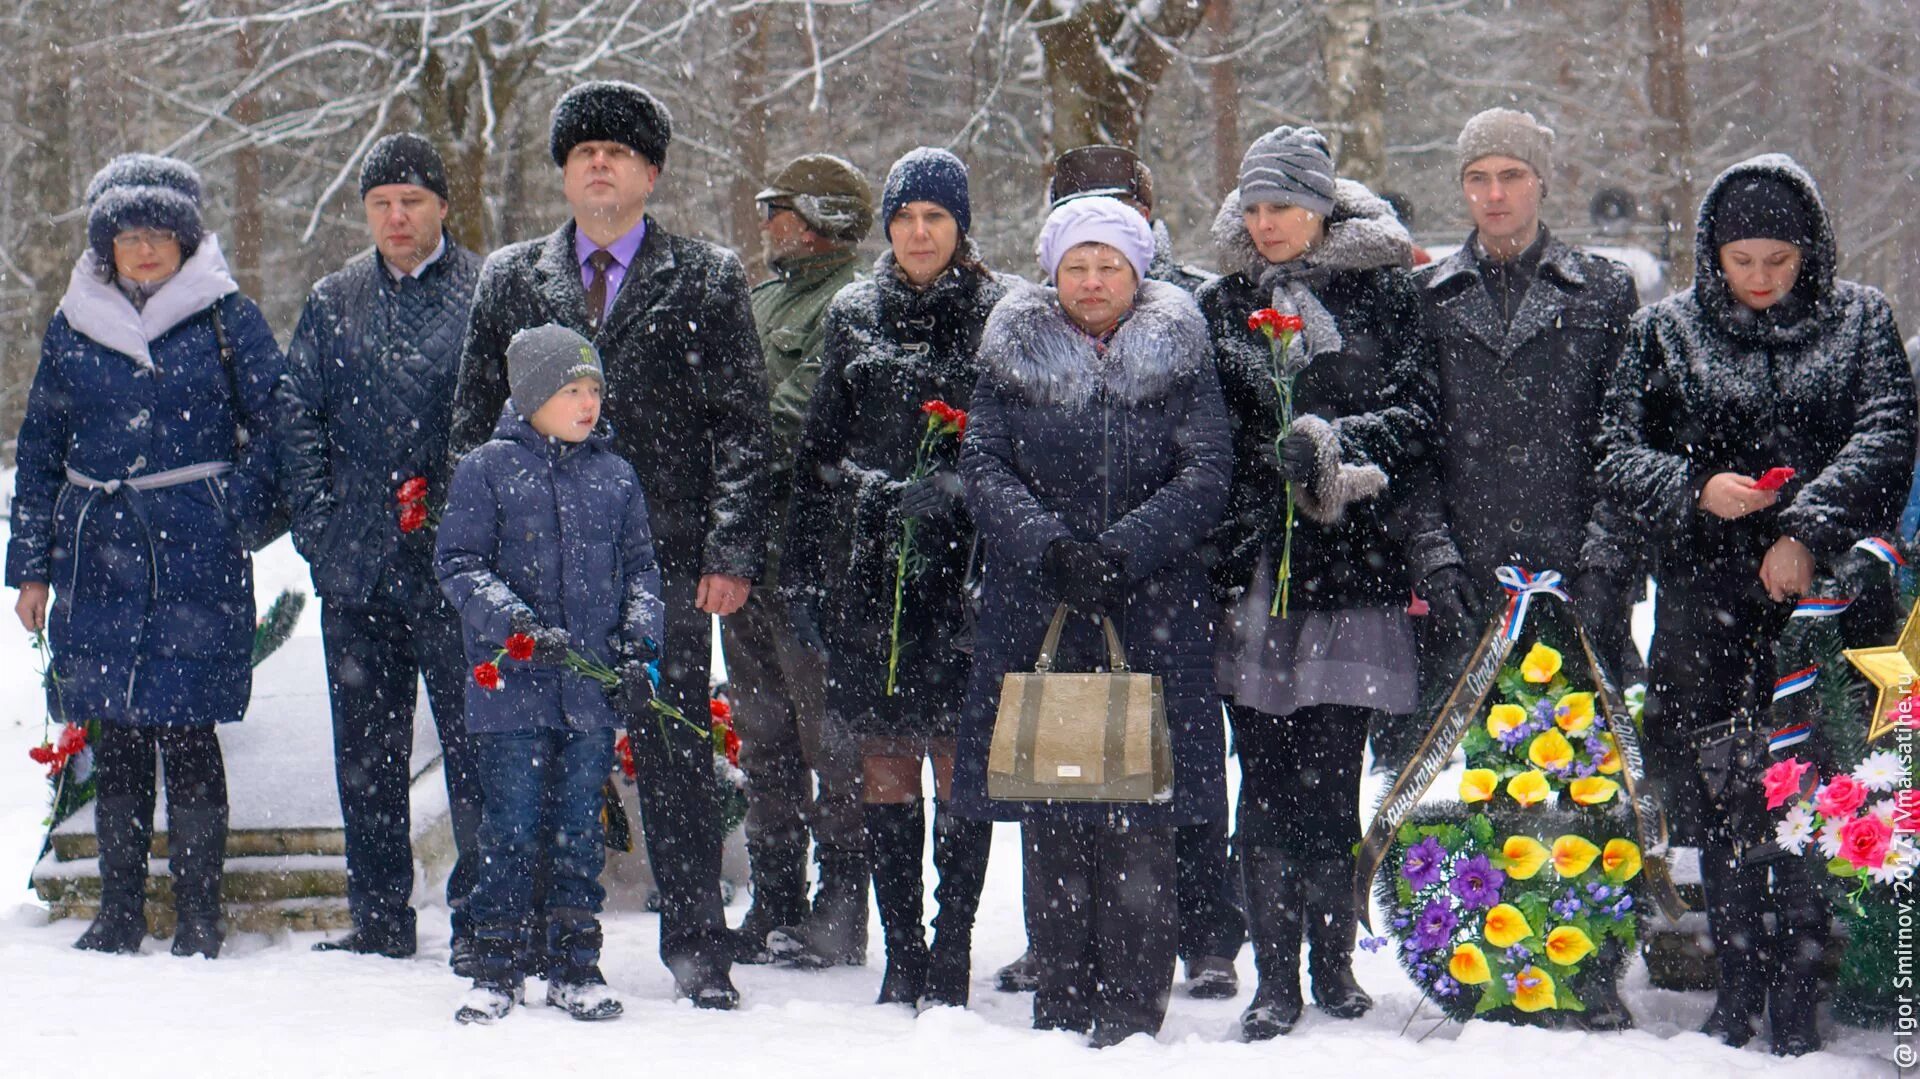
[{"x1": 585, "y1": 249, "x2": 616, "y2": 332}]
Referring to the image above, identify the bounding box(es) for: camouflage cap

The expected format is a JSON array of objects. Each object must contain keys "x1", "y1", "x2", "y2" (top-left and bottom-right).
[{"x1": 757, "y1": 154, "x2": 874, "y2": 244}]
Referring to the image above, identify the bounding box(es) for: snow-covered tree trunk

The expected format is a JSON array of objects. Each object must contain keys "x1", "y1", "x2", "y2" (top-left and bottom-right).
[
  {"x1": 1030, "y1": 0, "x2": 1211, "y2": 154},
  {"x1": 230, "y1": 25, "x2": 265, "y2": 300},
  {"x1": 3, "y1": 16, "x2": 74, "y2": 461},
  {"x1": 728, "y1": 9, "x2": 769, "y2": 278},
  {"x1": 1207, "y1": 0, "x2": 1240, "y2": 201},
  {"x1": 1318, "y1": 0, "x2": 1386, "y2": 189},
  {"x1": 1645, "y1": 0, "x2": 1694, "y2": 283}
]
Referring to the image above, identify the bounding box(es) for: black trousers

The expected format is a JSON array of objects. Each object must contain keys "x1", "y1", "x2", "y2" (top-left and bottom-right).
[
  {"x1": 1230, "y1": 701, "x2": 1370, "y2": 858},
  {"x1": 1024, "y1": 817, "x2": 1178, "y2": 1037},
  {"x1": 96, "y1": 722, "x2": 227, "y2": 810},
  {"x1": 1174, "y1": 815, "x2": 1246, "y2": 962},
  {"x1": 625, "y1": 571, "x2": 731, "y2": 968},
  {"x1": 321, "y1": 584, "x2": 483, "y2": 943}
]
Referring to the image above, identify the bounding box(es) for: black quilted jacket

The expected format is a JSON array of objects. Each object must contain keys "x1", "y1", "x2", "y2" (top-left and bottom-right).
[{"x1": 277, "y1": 237, "x2": 483, "y2": 602}]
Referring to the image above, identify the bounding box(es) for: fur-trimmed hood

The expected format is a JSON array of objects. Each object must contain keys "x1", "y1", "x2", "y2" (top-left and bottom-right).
[
  {"x1": 1210, "y1": 178, "x2": 1412, "y2": 282},
  {"x1": 978, "y1": 279, "x2": 1210, "y2": 408},
  {"x1": 58, "y1": 233, "x2": 238, "y2": 369}
]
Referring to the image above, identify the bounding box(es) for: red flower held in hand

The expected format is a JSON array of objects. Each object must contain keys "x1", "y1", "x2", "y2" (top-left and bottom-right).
[
  {"x1": 615, "y1": 732, "x2": 637, "y2": 779},
  {"x1": 504, "y1": 633, "x2": 536, "y2": 662},
  {"x1": 398, "y1": 501, "x2": 430, "y2": 534},
  {"x1": 723, "y1": 727, "x2": 742, "y2": 768},
  {"x1": 920, "y1": 400, "x2": 967, "y2": 437},
  {"x1": 472, "y1": 662, "x2": 503, "y2": 691},
  {"x1": 396, "y1": 476, "x2": 430, "y2": 504},
  {"x1": 1246, "y1": 309, "x2": 1305, "y2": 339}
]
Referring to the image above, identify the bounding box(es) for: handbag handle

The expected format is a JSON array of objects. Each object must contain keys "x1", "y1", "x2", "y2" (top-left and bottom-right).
[{"x1": 1032, "y1": 604, "x2": 1129, "y2": 674}]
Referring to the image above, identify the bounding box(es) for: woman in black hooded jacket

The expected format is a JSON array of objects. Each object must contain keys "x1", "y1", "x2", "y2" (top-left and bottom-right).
[{"x1": 1587, "y1": 153, "x2": 1915, "y2": 1056}]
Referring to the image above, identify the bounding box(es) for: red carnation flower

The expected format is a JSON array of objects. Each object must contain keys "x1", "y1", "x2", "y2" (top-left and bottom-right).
[
  {"x1": 1276, "y1": 313, "x2": 1305, "y2": 333},
  {"x1": 1247, "y1": 308, "x2": 1283, "y2": 336},
  {"x1": 28, "y1": 744, "x2": 57, "y2": 766},
  {"x1": 504, "y1": 633, "x2": 536, "y2": 662},
  {"x1": 920, "y1": 400, "x2": 967, "y2": 437},
  {"x1": 723, "y1": 728, "x2": 742, "y2": 767},
  {"x1": 55, "y1": 723, "x2": 87, "y2": 756},
  {"x1": 396, "y1": 476, "x2": 429, "y2": 504},
  {"x1": 710, "y1": 698, "x2": 732, "y2": 723},
  {"x1": 398, "y1": 502, "x2": 430, "y2": 534},
  {"x1": 615, "y1": 732, "x2": 637, "y2": 779},
  {"x1": 472, "y1": 662, "x2": 503, "y2": 691}
]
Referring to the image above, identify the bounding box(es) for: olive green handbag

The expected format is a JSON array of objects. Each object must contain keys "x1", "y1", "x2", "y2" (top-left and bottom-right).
[{"x1": 987, "y1": 605, "x2": 1172, "y2": 803}]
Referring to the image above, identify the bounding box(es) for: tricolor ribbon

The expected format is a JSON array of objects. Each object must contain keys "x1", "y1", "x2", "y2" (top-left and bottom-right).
[
  {"x1": 1852, "y1": 535, "x2": 1906, "y2": 569},
  {"x1": 1790, "y1": 596, "x2": 1851, "y2": 619},
  {"x1": 1769, "y1": 723, "x2": 1812, "y2": 752},
  {"x1": 1495, "y1": 565, "x2": 1568, "y2": 642},
  {"x1": 1771, "y1": 665, "x2": 1819, "y2": 702}
]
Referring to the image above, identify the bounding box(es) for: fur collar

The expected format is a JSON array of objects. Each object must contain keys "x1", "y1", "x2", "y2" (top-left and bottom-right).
[
  {"x1": 58, "y1": 234, "x2": 238, "y2": 369},
  {"x1": 1210, "y1": 179, "x2": 1412, "y2": 283},
  {"x1": 978, "y1": 279, "x2": 1209, "y2": 408}
]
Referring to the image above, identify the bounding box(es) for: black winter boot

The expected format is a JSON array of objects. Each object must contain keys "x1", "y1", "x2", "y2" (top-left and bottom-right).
[
  {"x1": 995, "y1": 949, "x2": 1040, "y2": 993},
  {"x1": 1239, "y1": 847, "x2": 1304, "y2": 1040},
  {"x1": 166, "y1": 805, "x2": 228, "y2": 958},
  {"x1": 735, "y1": 841, "x2": 808, "y2": 964},
  {"x1": 546, "y1": 914, "x2": 622, "y2": 1022},
  {"x1": 768, "y1": 849, "x2": 871, "y2": 969},
  {"x1": 1302, "y1": 857, "x2": 1372, "y2": 1019},
  {"x1": 1768, "y1": 870, "x2": 1828, "y2": 1057},
  {"x1": 921, "y1": 807, "x2": 991, "y2": 1009},
  {"x1": 1699, "y1": 846, "x2": 1766, "y2": 1048},
  {"x1": 76, "y1": 794, "x2": 152, "y2": 954},
  {"x1": 866, "y1": 801, "x2": 929, "y2": 1006},
  {"x1": 1572, "y1": 941, "x2": 1636, "y2": 1032}
]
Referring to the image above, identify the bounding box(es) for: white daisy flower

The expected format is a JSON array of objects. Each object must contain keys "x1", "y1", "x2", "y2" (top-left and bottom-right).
[
  {"x1": 1816, "y1": 819, "x2": 1845, "y2": 859},
  {"x1": 1852, "y1": 750, "x2": 1906, "y2": 793},
  {"x1": 1774, "y1": 805, "x2": 1816, "y2": 854},
  {"x1": 1867, "y1": 838, "x2": 1918, "y2": 885}
]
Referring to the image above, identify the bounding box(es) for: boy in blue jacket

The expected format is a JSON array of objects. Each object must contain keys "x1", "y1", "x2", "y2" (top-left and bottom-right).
[{"x1": 436, "y1": 323, "x2": 664, "y2": 1023}]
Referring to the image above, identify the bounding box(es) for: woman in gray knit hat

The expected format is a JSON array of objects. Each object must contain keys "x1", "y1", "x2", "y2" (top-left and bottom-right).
[{"x1": 1194, "y1": 125, "x2": 1435, "y2": 1040}]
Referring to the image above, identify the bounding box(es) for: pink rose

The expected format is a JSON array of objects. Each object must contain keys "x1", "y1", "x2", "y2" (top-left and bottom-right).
[
  {"x1": 1762, "y1": 757, "x2": 1813, "y2": 811},
  {"x1": 1838, "y1": 814, "x2": 1894, "y2": 870},
  {"x1": 1815, "y1": 774, "x2": 1870, "y2": 818}
]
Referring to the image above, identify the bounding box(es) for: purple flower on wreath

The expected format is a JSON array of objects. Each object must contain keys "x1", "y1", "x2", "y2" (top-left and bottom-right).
[
  {"x1": 1410, "y1": 900, "x2": 1460, "y2": 952},
  {"x1": 1433, "y1": 975, "x2": 1461, "y2": 998},
  {"x1": 1498, "y1": 727, "x2": 1529, "y2": 750},
  {"x1": 1449, "y1": 854, "x2": 1505, "y2": 909},
  {"x1": 1359, "y1": 934, "x2": 1390, "y2": 954},
  {"x1": 1533, "y1": 700, "x2": 1556, "y2": 723},
  {"x1": 1552, "y1": 894, "x2": 1584, "y2": 919},
  {"x1": 1402, "y1": 836, "x2": 1448, "y2": 890}
]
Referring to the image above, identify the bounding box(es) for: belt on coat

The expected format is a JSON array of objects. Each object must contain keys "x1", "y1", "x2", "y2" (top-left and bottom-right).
[{"x1": 65, "y1": 460, "x2": 232, "y2": 493}]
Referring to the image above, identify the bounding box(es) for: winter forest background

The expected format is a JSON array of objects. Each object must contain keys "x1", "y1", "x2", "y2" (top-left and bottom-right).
[{"x1": 0, "y1": 0, "x2": 1916, "y2": 457}]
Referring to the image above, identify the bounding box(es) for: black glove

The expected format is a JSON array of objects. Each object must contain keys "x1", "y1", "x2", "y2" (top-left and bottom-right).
[
  {"x1": 510, "y1": 611, "x2": 573, "y2": 665},
  {"x1": 898, "y1": 470, "x2": 965, "y2": 520},
  {"x1": 1833, "y1": 544, "x2": 1890, "y2": 599},
  {"x1": 788, "y1": 599, "x2": 827, "y2": 656},
  {"x1": 1277, "y1": 429, "x2": 1320, "y2": 486},
  {"x1": 1041, "y1": 539, "x2": 1127, "y2": 618},
  {"x1": 1417, "y1": 566, "x2": 1481, "y2": 639},
  {"x1": 608, "y1": 659, "x2": 656, "y2": 717}
]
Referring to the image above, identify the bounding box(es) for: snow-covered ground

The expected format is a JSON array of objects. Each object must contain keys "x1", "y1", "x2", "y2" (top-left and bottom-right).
[{"x1": 0, "y1": 486, "x2": 1898, "y2": 1077}]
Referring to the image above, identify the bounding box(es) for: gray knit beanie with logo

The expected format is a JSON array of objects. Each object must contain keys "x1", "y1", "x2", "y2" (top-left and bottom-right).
[{"x1": 508, "y1": 324, "x2": 604, "y2": 416}]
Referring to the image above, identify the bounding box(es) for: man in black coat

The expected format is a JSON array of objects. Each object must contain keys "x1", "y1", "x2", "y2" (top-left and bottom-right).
[
  {"x1": 279, "y1": 133, "x2": 487, "y2": 967},
  {"x1": 449, "y1": 81, "x2": 772, "y2": 1009},
  {"x1": 1410, "y1": 109, "x2": 1640, "y2": 1027}
]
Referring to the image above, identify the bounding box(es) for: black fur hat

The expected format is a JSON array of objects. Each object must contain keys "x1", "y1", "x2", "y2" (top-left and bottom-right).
[
  {"x1": 549, "y1": 81, "x2": 672, "y2": 169},
  {"x1": 85, "y1": 153, "x2": 204, "y2": 267},
  {"x1": 360, "y1": 132, "x2": 450, "y2": 201}
]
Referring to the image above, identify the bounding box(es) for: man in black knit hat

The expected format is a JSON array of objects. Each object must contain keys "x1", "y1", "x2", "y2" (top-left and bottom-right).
[
  {"x1": 283, "y1": 132, "x2": 489, "y2": 970},
  {"x1": 450, "y1": 81, "x2": 772, "y2": 1010}
]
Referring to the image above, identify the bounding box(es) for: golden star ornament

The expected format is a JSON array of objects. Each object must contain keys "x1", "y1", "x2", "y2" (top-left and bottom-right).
[{"x1": 1843, "y1": 600, "x2": 1920, "y2": 743}]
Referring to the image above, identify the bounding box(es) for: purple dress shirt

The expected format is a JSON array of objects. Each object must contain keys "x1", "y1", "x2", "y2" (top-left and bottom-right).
[{"x1": 574, "y1": 218, "x2": 648, "y2": 319}]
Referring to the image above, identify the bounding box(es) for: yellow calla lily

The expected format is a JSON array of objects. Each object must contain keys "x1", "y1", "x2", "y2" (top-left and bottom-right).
[
  {"x1": 1554, "y1": 692, "x2": 1595, "y2": 734},
  {"x1": 1552, "y1": 834, "x2": 1601, "y2": 877},
  {"x1": 1449, "y1": 942, "x2": 1492, "y2": 985},
  {"x1": 1569, "y1": 776, "x2": 1620, "y2": 806},
  {"x1": 1595, "y1": 734, "x2": 1623, "y2": 775},
  {"x1": 1528, "y1": 729, "x2": 1575, "y2": 771},
  {"x1": 1487, "y1": 703, "x2": 1527, "y2": 738},
  {"x1": 1602, "y1": 838, "x2": 1643, "y2": 882},
  {"x1": 1512, "y1": 965, "x2": 1557, "y2": 1012},
  {"x1": 1501, "y1": 835, "x2": 1550, "y2": 880},
  {"x1": 1545, "y1": 925, "x2": 1595, "y2": 966},
  {"x1": 1520, "y1": 642, "x2": 1563, "y2": 684},
  {"x1": 1507, "y1": 770, "x2": 1550, "y2": 807},
  {"x1": 1460, "y1": 769, "x2": 1498, "y2": 804},
  {"x1": 1483, "y1": 903, "x2": 1532, "y2": 949}
]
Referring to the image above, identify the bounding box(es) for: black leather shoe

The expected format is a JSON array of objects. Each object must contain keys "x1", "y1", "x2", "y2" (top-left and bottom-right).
[{"x1": 313, "y1": 926, "x2": 415, "y2": 958}]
